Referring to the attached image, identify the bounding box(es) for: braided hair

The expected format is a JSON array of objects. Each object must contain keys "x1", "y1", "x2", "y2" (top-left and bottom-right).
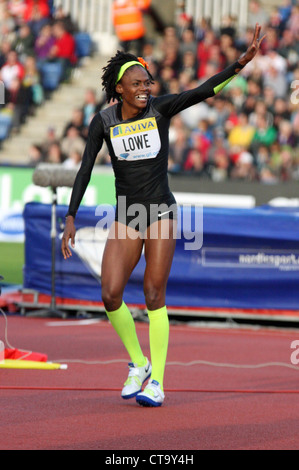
[{"x1": 101, "y1": 50, "x2": 154, "y2": 103}]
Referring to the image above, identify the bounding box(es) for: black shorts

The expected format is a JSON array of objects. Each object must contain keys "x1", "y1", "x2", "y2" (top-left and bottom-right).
[{"x1": 115, "y1": 193, "x2": 178, "y2": 233}]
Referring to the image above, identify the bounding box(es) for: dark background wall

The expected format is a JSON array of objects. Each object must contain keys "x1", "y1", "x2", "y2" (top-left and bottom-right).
[{"x1": 169, "y1": 174, "x2": 299, "y2": 206}]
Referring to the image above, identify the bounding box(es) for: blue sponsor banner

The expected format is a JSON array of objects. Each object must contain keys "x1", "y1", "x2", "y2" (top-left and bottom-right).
[{"x1": 23, "y1": 203, "x2": 299, "y2": 310}]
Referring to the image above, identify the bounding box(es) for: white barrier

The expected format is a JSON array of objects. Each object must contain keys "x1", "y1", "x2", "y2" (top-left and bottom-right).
[
  {"x1": 54, "y1": 0, "x2": 249, "y2": 51},
  {"x1": 54, "y1": 0, "x2": 117, "y2": 52},
  {"x1": 183, "y1": 0, "x2": 249, "y2": 29}
]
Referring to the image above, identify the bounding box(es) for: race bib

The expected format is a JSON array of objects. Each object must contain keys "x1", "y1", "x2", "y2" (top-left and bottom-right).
[{"x1": 110, "y1": 117, "x2": 161, "y2": 161}]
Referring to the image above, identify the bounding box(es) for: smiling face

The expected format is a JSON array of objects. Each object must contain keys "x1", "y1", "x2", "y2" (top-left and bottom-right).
[{"x1": 116, "y1": 65, "x2": 152, "y2": 119}]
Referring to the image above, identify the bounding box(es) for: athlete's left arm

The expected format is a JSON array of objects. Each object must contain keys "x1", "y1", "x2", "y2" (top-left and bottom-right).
[{"x1": 154, "y1": 23, "x2": 265, "y2": 118}]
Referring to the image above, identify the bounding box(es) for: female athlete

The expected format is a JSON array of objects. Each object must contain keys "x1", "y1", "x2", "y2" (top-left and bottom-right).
[{"x1": 62, "y1": 24, "x2": 265, "y2": 407}]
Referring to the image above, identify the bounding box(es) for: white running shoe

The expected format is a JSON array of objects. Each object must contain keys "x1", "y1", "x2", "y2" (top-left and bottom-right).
[
  {"x1": 136, "y1": 380, "x2": 165, "y2": 407},
  {"x1": 121, "y1": 358, "x2": 152, "y2": 400}
]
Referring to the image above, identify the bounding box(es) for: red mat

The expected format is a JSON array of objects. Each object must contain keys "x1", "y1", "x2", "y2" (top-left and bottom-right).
[{"x1": 1, "y1": 316, "x2": 299, "y2": 450}]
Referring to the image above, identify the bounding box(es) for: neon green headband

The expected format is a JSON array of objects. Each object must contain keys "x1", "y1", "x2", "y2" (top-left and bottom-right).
[{"x1": 116, "y1": 60, "x2": 146, "y2": 85}]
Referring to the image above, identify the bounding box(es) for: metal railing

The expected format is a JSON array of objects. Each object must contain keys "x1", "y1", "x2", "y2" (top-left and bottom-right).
[
  {"x1": 54, "y1": 0, "x2": 249, "y2": 49},
  {"x1": 54, "y1": 0, "x2": 117, "y2": 52},
  {"x1": 183, "y1": 0, "x2": 249, "y2": 29}
]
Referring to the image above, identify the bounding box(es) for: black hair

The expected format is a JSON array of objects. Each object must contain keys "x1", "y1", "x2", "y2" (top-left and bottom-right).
[{"x1": 101, "y1": 50, "x2": 154, "y2": 103}]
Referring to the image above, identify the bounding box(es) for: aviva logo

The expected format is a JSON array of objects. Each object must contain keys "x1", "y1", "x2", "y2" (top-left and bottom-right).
[
  {"x1": 111, "y1": 117, "x2": 157, "y2": 139},
  {"x1": 112, "y1": 126, "x2": 123, "y2": 137}
]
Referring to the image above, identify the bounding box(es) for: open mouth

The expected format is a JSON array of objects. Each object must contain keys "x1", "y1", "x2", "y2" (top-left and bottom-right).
[{"x1": 136, "y1": 95, "x2": 148, "y2": 102}]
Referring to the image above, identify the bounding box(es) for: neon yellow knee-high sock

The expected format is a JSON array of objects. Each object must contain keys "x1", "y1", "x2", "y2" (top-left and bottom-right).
[
  {"x1": 106, "y1": 301, "x2": 146, "y2": 367},
  {"x1": 147, "y1": 306, "x2": 169, "y2": 391}
]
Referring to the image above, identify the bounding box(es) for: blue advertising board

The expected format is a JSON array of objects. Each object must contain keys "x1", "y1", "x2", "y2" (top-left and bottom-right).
[{"x1": 23, "y1": 203, "x2": 299, "y2": 311}]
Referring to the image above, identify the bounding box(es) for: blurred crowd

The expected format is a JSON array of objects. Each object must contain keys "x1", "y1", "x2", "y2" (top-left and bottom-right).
[
  {"x1": 27, "y1": 0, "x2": 299, "y2": 184},
  {"x1": 157, "y1": 0, "x2": 299, "y2": 183},
  {"x1": 0, "y1": 0, "x2": 78, "y2": 136}
]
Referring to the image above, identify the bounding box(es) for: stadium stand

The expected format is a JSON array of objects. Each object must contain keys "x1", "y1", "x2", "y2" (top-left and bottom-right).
[
  {"x1": 0, "y1": 0, "x2": 93, "y2": 150},
  {"x1": 0, "y1": 0, "x2": 298, "y2": 184}
]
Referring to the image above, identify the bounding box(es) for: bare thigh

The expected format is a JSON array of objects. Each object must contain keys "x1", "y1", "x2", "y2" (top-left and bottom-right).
[{"x1": 101, "y1": 222, "x2": 144, "y2": 311}]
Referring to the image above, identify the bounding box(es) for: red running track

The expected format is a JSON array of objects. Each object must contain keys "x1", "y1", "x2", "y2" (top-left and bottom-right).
[{"x1": 0, "y1": 316, "x2": 299, "y2": 450}]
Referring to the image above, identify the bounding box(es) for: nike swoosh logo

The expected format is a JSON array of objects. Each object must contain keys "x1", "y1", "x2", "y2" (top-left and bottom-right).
[{"x1": 158, "y1": 210, "x2": 171, "y2": 218}]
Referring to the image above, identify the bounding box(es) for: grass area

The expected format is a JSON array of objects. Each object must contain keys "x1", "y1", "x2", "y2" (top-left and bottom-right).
[{"x1": 0, "y1": 242, "x2": 24, "y2": 285}]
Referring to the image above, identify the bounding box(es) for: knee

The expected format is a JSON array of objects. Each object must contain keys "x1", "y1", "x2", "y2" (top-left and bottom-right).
[
  {"x1": 144, "y1": 281, "x2": 165, "y2": 311},
  {"x1": 101, "y1": 284, "x2": 123, "y2": 312}
]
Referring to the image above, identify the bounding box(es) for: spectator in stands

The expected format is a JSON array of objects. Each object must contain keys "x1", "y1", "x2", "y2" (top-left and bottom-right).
[
  {"x1": 40, "y1": 125, "x2": 60, "y2": 156},
  {"x1": 22, "y1": 54, "x2": 44, "y2": 106},
  {"x1": 81, "y1": 88, "x2": 101, "y2": 127},
  {"x1": 13, "y1": 22, "x2": 35, "y2": 62},
  {"x1": 178, "y1": 28, "x2": 197, "y2": 59},
  {"x1": 248, "y1": 0, "x2": 269, "y2": 28},
  {"x1": 179, "y1": 50, "x2": 197, "y2": 81},
  {"x1": 34, "y1": 23, "x2": 55, "y2": 65},
  {"x1": 183, "y1": 147, "x2": 207, "y2": 175},
  {"x1": 8, "y1": 0, "x2": 27, "y2": 23},
  {"x1": 249, "y1": 99, "x2": 274, "y2": 128},
  {"x1": 222, "y1": 99, "x2": 239, "y2": 136},
  {"x1": 278, "y1": 28, "x2": 299, "y2": 78},
  {"x1": 4, "y1": 76, "x2": 31, "y2": 131},
  {"x1": 0, "y1": 40, "x2": 12, "y2": 69},
  {"x1": 48, "y1": 20, "x2": 77, "y2": 80},
  {"x1": 159, "y1": 26, "x2": 179, "y2": 59},
  {"x1": 61, "y1": 125, "x2": 85, "y2": 159},
  {"x1": 28, "y1": 142, "x2": 44, "y2": 166},
  {"x1": 268, "y1": 6, "x2": 285, "y2": 35},
  {"x1": 176, "y1": 10, "x2": 193, "y2": 39},
  {"x1": 287, "y1": 4, "x2": 299, "y2": 37},
  {"x1": 63, "y1": 107, "x2": 87, "y2": 141},
  {"x1": 251, "y1": 114, "x2": 278, "y2": 155},
  {"x1": 211, "y1": 95, "x2": 230, "y2": 130},
  {"x1": 197, "y1": 29, "x2": 218, "y2": 79},
  {"x1": 291, "y1": 111, "x2": 299, "y2": 147},
  {"x1": 169, "y1": 116, "x2": 189, "y2": 172},
  {"x1": 0, "y1": 6, "x2": 17, "y2": 45},
  {"x1": 220, "y1": 15, "x2": 237, "y2": 40},
  {"x1": 259, "y1": 165, "x2": 278, "y2": 184},
  {"x1": 23, "y1": 0, "x2": 50, "y2": 36},
  {"x1": 279, "y1": 0, "x2": 293, "y2": 27},
  {"x1": 246, "y1": 76, "x2": 262, "y2": 99},
  {"x1": 1, "y1": 50, "x2": 25, "y2": 92},
  {"x1": 45, "y1": 141, "x2": 65, "y2": 164},
  {"x1": 112, "y1": 0, "x2": 152, "y2": 56},
  {"x1": 277, "y1": 119, "x2": 296, "y2": 148},
  {"x1": 230, "y1": 150, "x2": 257, "y2": 181},
  {"x1": 255, "y1": 144, "x2": 271, "y2": 172},
  {"x1": 260, "y1": 26, "x2": 279, "y2": 55},
  {"x1": 228, "y1": 112, "x2": 255, "y2": 150},
  {"x1": 263, "y1": 63, "x2": 288, "y2": 99},
  {"x1": 191, "y1": 117, "x2": 213, "y2": 145},
  {"x1": 279, "y1": 146, "x2": 297, "y2": 181},
  {"x1": 53, "y1": 5, "x2": 78, "y2": 34},
  {"x1": 208, "y1": 133, "x2": 231, "y2": 182},
  {"x1": 62, "y1": 148, "x2": 82, "y2": 169}
]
